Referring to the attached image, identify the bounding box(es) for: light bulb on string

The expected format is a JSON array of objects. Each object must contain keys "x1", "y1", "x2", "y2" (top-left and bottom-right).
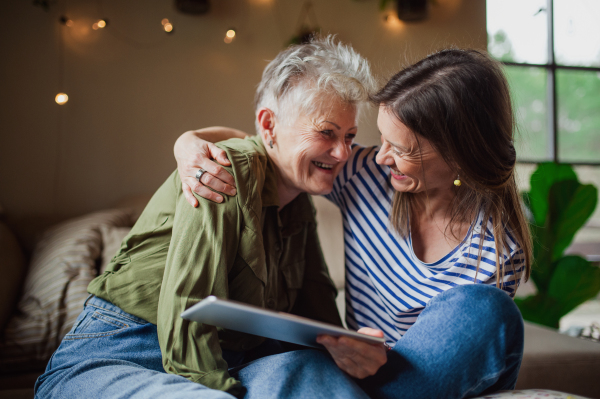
[
  {"x1": 55, "y1": 93, "x2": 69, "y2": 105},
  {"x1": 161, "y1": 18, "x2": 174, "y2": 33},
  {"x1": 224, "y1": 28, "x2": 236, "y2": 44},
  {"x1": 93, "y1": 19, "x2": 108, "y2": 30},
  {"x1": 59, "y1": 16, "x2": 73, "y2": 27},
  {"x1": 383, "y1": 12, "x2": 404, "y2": 31}
]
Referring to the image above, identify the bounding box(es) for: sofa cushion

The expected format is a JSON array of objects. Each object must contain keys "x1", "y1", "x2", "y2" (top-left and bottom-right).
[
  {"x1": 517, "y1": 322, "x2": 600, "y2": 399},
  {"x1": 473, "y1": 389, "x2": 590, "y2": 398},
  {"x1": 0, "y1": 220, "x2": 26, "y2": 332},
  {"x1": 0, "y1": 209, "x2": 134, "y2": 373}
]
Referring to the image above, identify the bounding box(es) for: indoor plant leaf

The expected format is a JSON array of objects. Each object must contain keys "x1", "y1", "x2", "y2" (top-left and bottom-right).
[
  {"x1": 549, "y1": 182, "x2": 598, "y2": 262},
  {"x1": 528, "y1": 162, "x2": 577, "y2": 226},
  {"x1": 515, "y1": 294, "x2": 562, "y2": 328},
  {"x1": 547, "y1": 255, "x2": 600, "y2": 320}
]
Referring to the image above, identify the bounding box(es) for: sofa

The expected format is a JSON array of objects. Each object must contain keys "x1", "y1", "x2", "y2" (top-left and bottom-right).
[{"x1": 1, "y1": 196, "x2": 599, "y2": 399}]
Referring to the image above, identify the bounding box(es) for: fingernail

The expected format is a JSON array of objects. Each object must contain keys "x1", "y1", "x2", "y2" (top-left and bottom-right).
[
  {"x1": 231, "y1": 189, "x2": 237, "y2": 196},
  {"x1": 216, "y1": 196, "x2": 223, "y2": 203}
]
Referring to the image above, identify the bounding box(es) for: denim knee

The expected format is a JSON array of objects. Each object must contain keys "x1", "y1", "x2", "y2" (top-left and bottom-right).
[{"x1": 427, "y1": 284, "x2": 524, "y2": 352}]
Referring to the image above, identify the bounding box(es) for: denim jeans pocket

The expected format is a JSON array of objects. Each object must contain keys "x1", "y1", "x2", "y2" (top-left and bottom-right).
[{"x1": 64, "y1": 307, "x2": 139, "y2": 340}]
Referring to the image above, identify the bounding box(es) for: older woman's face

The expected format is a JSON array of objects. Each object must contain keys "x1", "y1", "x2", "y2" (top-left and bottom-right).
[
  {"x1": 375, "y1": 107, "x2": 454, "y2": 195},
  {"x1": 273, "y1": 100, "x2": 357, "y2": 196}
]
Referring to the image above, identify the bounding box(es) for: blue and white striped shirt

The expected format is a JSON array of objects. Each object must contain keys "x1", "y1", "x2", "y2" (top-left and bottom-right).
[{"x1": 326, "y1": 145, "x2": 525, "y2": 344}]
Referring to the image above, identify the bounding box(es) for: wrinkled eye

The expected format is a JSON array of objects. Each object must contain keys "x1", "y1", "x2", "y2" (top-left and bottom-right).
[
  {"x1": 320, "y1": 130, "x2": 333, "y2": 137},
  {"x1": 392, "y1": 147, "x2": 405, "y2": 157}
]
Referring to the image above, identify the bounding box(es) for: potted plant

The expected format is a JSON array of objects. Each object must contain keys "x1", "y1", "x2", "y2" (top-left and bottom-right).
[{"x1": 517, "y1": 162, "x2": 600, "y2": 328}]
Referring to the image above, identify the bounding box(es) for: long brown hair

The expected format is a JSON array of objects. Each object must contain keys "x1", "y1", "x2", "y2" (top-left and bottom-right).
[{"x1": 372, "y1": 49, "x2": 532, "y2": 287}]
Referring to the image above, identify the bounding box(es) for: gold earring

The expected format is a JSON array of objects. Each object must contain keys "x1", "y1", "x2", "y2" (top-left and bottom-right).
[
  {"x1": 269, "y1": 140, "x2": 273, "y2": 149},
  {"x1": 454, "y1": 174, "x2": 461, "y2": 187}
]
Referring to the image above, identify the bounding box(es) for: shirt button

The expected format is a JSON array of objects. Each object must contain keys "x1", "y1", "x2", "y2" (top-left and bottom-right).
[{"x1": 266, "y1": 298, "x2": 275, "y2": 309}]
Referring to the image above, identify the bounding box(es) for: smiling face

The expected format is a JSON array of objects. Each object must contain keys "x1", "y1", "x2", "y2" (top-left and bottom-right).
[
  {"x1": 266, "y1": 98, "x2": 358, "y2": 201},
  {"x1": 375, "y1": 106, "x2": 455, "y2": 196}
]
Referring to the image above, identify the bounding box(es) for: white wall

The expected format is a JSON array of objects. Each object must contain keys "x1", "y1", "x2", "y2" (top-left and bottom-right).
[{"x1": 0, "y1": 0, "x2": 486, "y2": 220}]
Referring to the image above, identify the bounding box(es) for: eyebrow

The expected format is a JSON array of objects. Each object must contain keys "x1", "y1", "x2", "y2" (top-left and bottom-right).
[{"x1": 323, "y1": 121, "x2": 357, "y2": 131}]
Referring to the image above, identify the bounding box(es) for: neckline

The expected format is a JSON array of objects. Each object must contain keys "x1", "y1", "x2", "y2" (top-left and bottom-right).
[{"x1": 407, "y1": 211, "x2": 480, "y2": 268}]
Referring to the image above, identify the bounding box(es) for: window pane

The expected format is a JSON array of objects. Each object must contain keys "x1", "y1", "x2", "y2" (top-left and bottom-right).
[
  {"x1": 505, "y1": 66, "x2": 549, "y2": 161},
  {"x1": 487, "y1": 0, "x2": 548, "y2": 64},
  {"x1": 554, "y1": 0, "x2": 600, "y2": 67},
  {"x1": 557, "y1": 70, "x2": 600, "y2": 163}
]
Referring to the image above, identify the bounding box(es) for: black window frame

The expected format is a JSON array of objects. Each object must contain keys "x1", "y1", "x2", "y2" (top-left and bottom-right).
[{"x1": 491, "y1": 0, "x2": 600, "y2": 166}]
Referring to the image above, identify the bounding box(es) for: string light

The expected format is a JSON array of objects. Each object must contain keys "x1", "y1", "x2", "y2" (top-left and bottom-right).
[
  {"x1": 161, "y1": 18, "x2": 174, "y2": 33},
  {"x1": 383, "y1": 12, "x2": 404, "y2": 30},
  {"x1": 224, "y1": 28, "x2": 236, "y2": 43},
  {"x1": 59, "y1": 16, "x2": 73, "y2": 27},
  {"x1": 92, "y1": 19, "x2": 107, "y2": 30},
  {"x1": 55, "y1": 93, "x2": 69, "y2": 105}
]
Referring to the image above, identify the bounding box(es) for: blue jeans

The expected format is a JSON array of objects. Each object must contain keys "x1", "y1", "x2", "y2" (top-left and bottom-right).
[
  {"x1": 357, "y1": 284, "x2": 525, "y2": 399},
  {"x1": 34, "y1": 295, "x2": 368, "y2": 399}
]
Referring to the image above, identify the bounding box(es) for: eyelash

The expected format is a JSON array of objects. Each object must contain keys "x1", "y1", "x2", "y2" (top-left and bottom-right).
[
  {"x1": 320, "y1": 130, "x2": 355, "y2": 143},
  {"x1": 392, "y1": 147, "x2": 405, "y2": 157}
]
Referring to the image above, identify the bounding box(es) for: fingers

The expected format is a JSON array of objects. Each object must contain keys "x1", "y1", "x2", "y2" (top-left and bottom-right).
[
  {"x1": 182, "y1": 183, "x2": 199, "y2": 208},
  {"x1": 208, "y1": 143, "x2": 232, "y2": 167},
  {"x1": 317, "y1": 335, "x2": 387, "y2": 379},
  {"x1": 356, "y1": 327, "x2": 385, "y2": 338},
  {"x1": 197, "y1": 167, "x2": 237, "y2": 197},
  {"x1": 206, "y1": 144, "x2": 235, "y2": 186},
  {"x1": 184, "y1": 177, "x2": 224, "y2": 203}
]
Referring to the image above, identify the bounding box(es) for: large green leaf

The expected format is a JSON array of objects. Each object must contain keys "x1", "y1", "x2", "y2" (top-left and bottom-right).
[
  {"x1": 521, "y1": 256, "x2": 600, "y2": 329},
  {"x1": 547, "y1": 255, "x2": 600, "y2": 317},
  {"x1": 549, "y1": 182, "x2": 598, "y2": 261},
  {"x1": 528, "y1": 222, "x2": 553, "y2": 292},
  {"x1": 515, "y1": 294, "x2": 562, "y2": 328},
  {"x1": 528, "y1": 163, "x2": 577, "y2": 226}
]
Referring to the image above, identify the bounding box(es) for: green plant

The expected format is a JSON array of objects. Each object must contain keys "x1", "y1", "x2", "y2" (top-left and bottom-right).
[{"x1": 516, "y1": 162, "x2": 600, "y2": 328}]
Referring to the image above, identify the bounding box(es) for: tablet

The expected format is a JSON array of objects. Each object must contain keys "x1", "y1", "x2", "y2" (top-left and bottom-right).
[{"x1": 180, "y1": 296, "x2": 385, "y2": 348}]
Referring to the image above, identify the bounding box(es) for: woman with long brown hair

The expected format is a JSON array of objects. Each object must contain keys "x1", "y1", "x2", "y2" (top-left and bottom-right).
[{"x1": 174, "y1": 45, "x2": 532, "y2": 398}]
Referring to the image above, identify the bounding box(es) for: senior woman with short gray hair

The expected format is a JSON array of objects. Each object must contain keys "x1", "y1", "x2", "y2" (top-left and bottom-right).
[{"x1": 34, "y1": 38, "x2": 385, "y2": 399}]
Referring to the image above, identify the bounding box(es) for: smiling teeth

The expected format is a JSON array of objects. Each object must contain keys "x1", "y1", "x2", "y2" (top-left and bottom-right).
[
  {"x1": 391, "y1": 168, "x2": 404, "y2": 175},
  {"x1": 313, "y1": 161, "x2": 333, "y2": 170}
]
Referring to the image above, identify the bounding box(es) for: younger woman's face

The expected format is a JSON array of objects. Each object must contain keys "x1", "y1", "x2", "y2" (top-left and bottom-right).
[{"x1": 375, "y1": 106, "x2": 455, "y2": 195}]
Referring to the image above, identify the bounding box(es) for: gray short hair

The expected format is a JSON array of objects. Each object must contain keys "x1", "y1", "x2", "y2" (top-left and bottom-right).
[{"x1": 254, "y1": 35, "x2": 376, "y2": 132}]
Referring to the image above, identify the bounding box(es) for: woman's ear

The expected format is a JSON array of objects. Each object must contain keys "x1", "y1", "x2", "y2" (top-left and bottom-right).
[{"x1": 256, "y1": 107, "x2": 276, "y2": 146}]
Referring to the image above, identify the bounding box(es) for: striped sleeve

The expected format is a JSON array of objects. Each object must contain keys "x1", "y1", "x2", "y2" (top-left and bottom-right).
[{"x1": 326, "y1": 144, "x2": 380, "y2": 208}]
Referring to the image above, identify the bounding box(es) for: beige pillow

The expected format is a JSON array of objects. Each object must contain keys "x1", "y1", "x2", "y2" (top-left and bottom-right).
[
  {"x1": 0, "y1": 209, "x2": 134, "y2": 372},
  {"x1": 0, "y1": 221, "x2": 26, "y2": 333},
  {"x1": 99, "y1": 225, "x2": 131, "y2": 274}
]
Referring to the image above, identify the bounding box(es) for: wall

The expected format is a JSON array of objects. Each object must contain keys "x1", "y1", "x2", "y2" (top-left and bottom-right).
[{"x1": 0, "y1": 0, "x2": 486, "y2": 220}]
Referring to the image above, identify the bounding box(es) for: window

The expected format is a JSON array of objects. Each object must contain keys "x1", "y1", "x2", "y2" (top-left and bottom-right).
[
  {"x1": 487, "y1": 0, "x2": 600, "y2": 165},
  {"x1": 487, "y1": 0, "x2": 600, "y2": 230}
]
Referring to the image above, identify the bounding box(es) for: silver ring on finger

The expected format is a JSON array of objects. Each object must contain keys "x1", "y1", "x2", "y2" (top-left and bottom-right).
[{"x1": 195, "y1": 168, "x2": 207, "y2": 183}]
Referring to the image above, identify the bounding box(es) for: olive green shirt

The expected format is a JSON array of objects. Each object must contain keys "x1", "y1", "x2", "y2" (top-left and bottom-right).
[{"x1": 88, "y1": 135, "x2": 342, "y2": 395}]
